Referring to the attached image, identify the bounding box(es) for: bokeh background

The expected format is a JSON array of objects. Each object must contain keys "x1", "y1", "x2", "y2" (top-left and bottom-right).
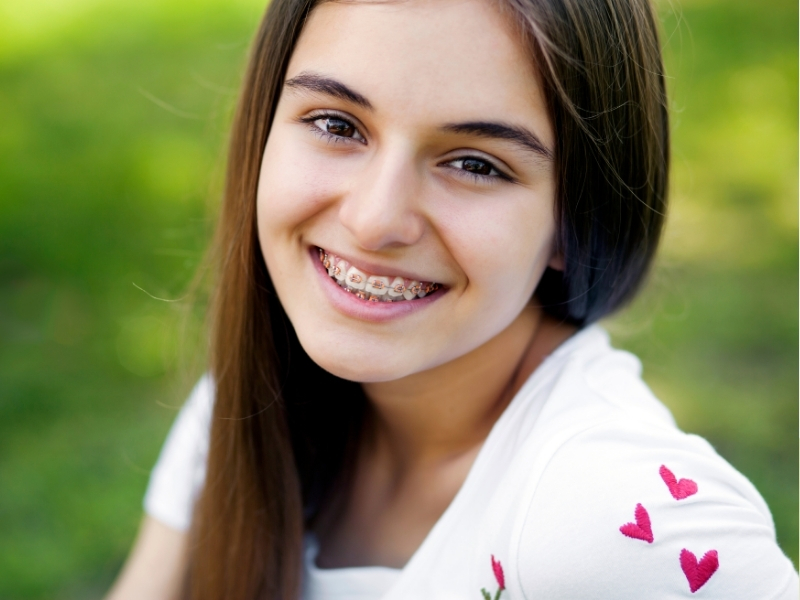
[{"x1": 0, "y1": 0, "x2": 796, "y2": 596}]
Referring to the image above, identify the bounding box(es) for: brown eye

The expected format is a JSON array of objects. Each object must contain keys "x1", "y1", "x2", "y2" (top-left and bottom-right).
[
  {"x1": 324, "y1": 118, "x2": 354, "y2": 137},
  {"x1": 462, "y1": 157, "x2": 493, "y2": 176},
  {"x1": 306, "y1": 114, "x2": 365, "y2": 142},
  {"x1": 443, "y1": 155, "x2": 511, "y2": 182}
]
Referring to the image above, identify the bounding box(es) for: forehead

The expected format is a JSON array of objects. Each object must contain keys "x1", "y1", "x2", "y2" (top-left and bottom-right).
[{"x1": 286, "y1": 0, "x2": 551, "y2": 145}]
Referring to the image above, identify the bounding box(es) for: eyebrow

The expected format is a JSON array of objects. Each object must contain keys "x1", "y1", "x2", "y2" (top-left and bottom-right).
[
  {"x1": 441, "y1": 121, "x2": 553, "y2": 160},
  {"x1": 284, "y1": 72, "x2": 373, "y2": 110}
]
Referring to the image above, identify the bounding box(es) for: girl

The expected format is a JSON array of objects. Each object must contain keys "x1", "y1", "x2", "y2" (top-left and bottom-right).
[{"x1": 107, "y1": 0, "x2": 799, "y2": 598}]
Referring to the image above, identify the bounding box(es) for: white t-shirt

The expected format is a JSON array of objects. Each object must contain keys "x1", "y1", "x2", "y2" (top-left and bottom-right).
[{"x1": 144, "y1": 326, "x2": 799, "y2": 599}]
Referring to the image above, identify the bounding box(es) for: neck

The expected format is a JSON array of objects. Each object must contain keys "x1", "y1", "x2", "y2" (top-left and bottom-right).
[{"x1": 361, "y1": 305, "x2": 576, "y2": 470}]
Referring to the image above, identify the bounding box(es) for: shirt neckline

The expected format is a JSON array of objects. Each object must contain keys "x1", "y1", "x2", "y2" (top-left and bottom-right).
[
  {"x1": 305, "y1": 534, "x2": 403, "y2": 575},
  {"x1": 303, "y1": 534, "x2": 402, "y2": 599}
]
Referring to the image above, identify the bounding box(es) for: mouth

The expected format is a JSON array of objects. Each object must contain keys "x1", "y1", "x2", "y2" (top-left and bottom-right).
[{"x1": 316, "y1": 247, "x2": 442, "y2": 303}]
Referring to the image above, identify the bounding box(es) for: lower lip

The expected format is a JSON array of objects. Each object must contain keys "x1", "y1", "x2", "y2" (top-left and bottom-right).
[{"x1": 310, "y1": 247, "x2": 446, "y2": 323}]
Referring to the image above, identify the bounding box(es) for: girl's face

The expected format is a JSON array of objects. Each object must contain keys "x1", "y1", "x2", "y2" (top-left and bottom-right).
[{"x1": 257, "y1": 0, "x2": 558, "y2": 382}]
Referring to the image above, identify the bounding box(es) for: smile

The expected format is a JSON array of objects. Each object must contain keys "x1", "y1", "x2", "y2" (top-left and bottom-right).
[{"x1": 316, "y1": 247, "x2": 441, "y2": 303}]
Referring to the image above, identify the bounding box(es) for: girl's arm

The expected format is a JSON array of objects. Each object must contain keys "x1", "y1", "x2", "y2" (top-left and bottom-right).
[
  {"x1": 105, "y1": 515, "x2": 187, "y2": 600},
  {"x1": 513, "y1": 419, "x2": 799, "y2": 598},
  {"x1": 107, "y1": 376, "x2": 213, "y2": 598}
]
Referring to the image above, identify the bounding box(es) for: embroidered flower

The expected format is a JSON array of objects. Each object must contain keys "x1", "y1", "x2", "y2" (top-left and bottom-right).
[
  {"x1": 481, "y1": 555, "x2": 505, "y2": 599},
  {"x1": 491, "y1": 555, "x2": 505, "y2": 590}
]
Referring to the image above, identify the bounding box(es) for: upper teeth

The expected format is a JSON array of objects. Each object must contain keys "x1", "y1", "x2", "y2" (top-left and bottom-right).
[
  {"x1": 318, "y1": 248, "x2": 439, "y2": 302},
  {"x1": 366, "y1": 276, "x2": 390, "y2": 296},
  {"x1": 388, "y1": 276, "x2": 405, "y2": 298},
  {"x1": 346, "y1": 266, "x2": 367, "y2": 290}
]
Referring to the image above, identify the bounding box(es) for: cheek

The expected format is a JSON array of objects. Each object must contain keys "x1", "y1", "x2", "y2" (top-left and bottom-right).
[
  {"x1": 433, "y1": 190, "x2": 557, "y2": 303},
  {"x1": 256, "y1": 130, "x2": 350, "y2": 238}
]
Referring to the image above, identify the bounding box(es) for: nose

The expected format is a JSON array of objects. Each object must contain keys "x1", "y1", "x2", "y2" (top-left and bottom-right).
[{"x1": 337, "y1": 147, "x2": 425, "y2": 251}]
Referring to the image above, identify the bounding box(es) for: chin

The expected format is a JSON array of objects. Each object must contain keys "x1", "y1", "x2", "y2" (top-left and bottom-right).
[{"x1": 296, "y1": 331, "x2": 415, "y2": 383}]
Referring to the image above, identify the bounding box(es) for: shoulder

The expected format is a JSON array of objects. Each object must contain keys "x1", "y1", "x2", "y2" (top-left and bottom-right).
[
  {"x1": 154, "y1": 374, "x2": 215, "y2": 460},
  {"x1": 503, "y1": 332, "x2": 799, "y2": 599},
  {"x1": 142, "y1": 375, "x2": 215, "y2": 531},
  {"x1": 543, "y1": 326, "x2": 677, "y2": 427}
]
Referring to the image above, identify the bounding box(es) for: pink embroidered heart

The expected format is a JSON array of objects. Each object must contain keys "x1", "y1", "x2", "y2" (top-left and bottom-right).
[
  {"x1": 680, "y1": 548, "x2": 719, "y2": 593},
  {"x1": 619, "y1": 503, "x2": 654, "y2": 543},
  {"x1": 660, "y1": 465, "x2": 698, "y2": 500}
]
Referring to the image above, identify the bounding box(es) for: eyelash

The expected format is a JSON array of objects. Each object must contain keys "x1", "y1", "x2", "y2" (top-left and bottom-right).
[
  {"x1": 443, "y1": 158, "x2": 514, "y2": 184},
  {"x1": 298, "y1": 111, "x2": 513, "y2": 183},
  {"x1": 299, "y1": 111, "x2": 365, "y2": 145}
]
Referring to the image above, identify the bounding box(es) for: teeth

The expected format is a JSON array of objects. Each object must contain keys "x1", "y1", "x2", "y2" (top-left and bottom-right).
[
  {"x1": 403, "y1": 281, "x2": 421, "y2": 301},
  {"x1": 318, "y1": 248, "x2": 440, "y2": 303},
  {"x1": 365, "y1": 275, "x2": 390, "y2": 296},
  {"x1": 417, "y1": 282, "x2": 437, "y2": 298},
  {"x1": 346, "y1": 266, "x2": 367, "y2": 290},
  {"x1": 334, "y1": 260, "x2": 348, "y2": 282},
  {"x1": 387, "y1": 276, "x2": 405, "y2": 298}
]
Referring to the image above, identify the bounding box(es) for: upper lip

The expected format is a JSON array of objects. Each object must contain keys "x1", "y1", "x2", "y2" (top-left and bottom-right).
[{"x1": 314, "y1": 245, "x2": 444, "y2": 284}]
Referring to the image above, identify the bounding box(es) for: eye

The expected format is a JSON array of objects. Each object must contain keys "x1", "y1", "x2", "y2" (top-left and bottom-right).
[
  {"x1": 301, "y1": 112, "x2": 366, "y2": 143},
  {"x1": 460, "y1": 157, "x2": 494, "y2": 176},
  {"x1": 316, "y1": 117, "x2": 356, "y2": 137},
  {"x1": 445, "y1": 156, "x2": 512, "y2": 182}
]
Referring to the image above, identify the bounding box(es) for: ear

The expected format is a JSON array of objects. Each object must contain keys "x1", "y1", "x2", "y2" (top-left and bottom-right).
[{"x1": 548, "y1": 250, "x2": 565, "y2": 271}]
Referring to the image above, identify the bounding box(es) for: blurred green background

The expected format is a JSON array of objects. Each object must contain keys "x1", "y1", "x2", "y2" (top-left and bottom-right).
[{"x1": 0, "y1": 0, "x2": 796, "y2": 596}]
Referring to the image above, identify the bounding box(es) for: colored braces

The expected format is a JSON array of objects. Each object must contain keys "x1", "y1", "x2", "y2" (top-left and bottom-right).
[{"x1": 317, "y1": 248, "x2": 440, "y2": 303}]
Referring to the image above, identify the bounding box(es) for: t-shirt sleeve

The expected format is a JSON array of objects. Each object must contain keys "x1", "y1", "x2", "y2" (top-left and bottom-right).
[
  {"x1": 142, "y1": 375, "x2": 214, "y2": 532},
  {"x1": 513, "y1": 419, "x2": 799, "y2": 599}
]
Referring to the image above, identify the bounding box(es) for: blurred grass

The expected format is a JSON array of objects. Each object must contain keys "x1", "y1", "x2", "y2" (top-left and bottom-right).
[{"x1": 0, "y1": 0, "x2": 796, "y2": 596}]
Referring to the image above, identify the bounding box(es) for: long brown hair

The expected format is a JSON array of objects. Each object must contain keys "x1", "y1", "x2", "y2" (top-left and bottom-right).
[{"x1": 183, "y1": 0, "x2": 669, "y2": 597}]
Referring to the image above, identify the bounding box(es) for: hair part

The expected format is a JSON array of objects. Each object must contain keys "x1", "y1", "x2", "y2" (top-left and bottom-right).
[{"x1": 182, "y1": 0, "x2": 669, "y2": 597}]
